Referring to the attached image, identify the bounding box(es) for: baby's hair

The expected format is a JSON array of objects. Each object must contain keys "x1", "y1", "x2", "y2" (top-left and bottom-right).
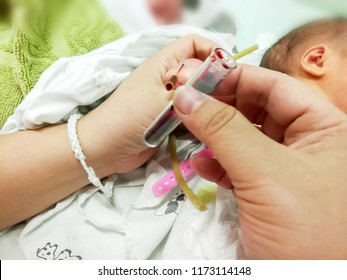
[{"x1": 260, "y1": 18, "x2": 347, "y2": 74}]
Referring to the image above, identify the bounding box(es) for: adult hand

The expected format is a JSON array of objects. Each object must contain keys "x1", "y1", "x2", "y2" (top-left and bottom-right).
[
  {"x1": 79, "y1": 35, "x2": 218, "y2": 173},
  {"x1": 0, "y1": 35, "x2": 218, "y2": 229},
  {"x1": 173, "y1": 64, "x2": 347, "y2": 259}
]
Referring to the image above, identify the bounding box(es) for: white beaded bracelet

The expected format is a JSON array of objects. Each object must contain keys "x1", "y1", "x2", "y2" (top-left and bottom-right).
[{"x1": 67, "y1": 113, "x2": 113, "y2": 197}]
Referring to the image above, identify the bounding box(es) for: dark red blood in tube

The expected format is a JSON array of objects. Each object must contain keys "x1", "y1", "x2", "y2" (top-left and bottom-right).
[{"x1": 216, "y1": 50, "x2": 223, "y2": 59}]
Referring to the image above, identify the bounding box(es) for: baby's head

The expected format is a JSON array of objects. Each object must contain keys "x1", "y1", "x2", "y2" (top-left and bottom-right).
[
  {"x1": 261, "y1": 18, "x2": 347, "y2": 112},
  {"x1": 146, "y1": 0, "x2": 183, "y2": 25}
]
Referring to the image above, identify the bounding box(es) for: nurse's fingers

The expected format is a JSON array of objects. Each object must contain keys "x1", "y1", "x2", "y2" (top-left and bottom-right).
[
  {"x1": 173, "y1": 85, "x2": 281, "y2": 185},
  {"x1": 191, "y1": 157, "x2": 233, "y2": 189},
  {"x1": 156, "y1": 34, "x2": 218, "y2": 78},
  {"x1": 217, "y1": 64, "x2": 344, "y2": 129},
  {"x1": 164, "y1": 59, "x2": 203, "y2": 89}
]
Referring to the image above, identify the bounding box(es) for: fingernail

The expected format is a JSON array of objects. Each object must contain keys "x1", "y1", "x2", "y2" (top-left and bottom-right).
[{"x1": 174, "y1": 85, "x2": 207, "y2": 115}]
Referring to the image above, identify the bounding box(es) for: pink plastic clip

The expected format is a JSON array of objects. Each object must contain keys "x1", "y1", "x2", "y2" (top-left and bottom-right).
[{"x1": 152, "y1": 148, "x2": 214, "y2": 197}]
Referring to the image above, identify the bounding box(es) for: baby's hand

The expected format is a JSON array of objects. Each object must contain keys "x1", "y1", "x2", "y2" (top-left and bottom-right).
[
  {"x1": 165, "y1": 58, "x2": 236, "y2": 105},
  {"x1": 164, "y1": 59, "x2": 203, "y2": 89}
]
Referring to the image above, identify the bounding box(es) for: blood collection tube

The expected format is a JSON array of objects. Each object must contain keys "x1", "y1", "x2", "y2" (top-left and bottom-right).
[{"x1": 144, "y1": 48, "x2": 237, "y2": 148}]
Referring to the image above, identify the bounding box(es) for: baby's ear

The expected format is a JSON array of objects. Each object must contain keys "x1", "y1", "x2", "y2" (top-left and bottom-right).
[{"x1": 300, "y1": 44, "x2": 328, "y2": 78}]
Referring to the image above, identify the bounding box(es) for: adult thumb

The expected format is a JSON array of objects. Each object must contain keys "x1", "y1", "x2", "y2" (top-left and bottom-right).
[{"x1": 173, "y1": 85, "x2": 279, "y2": 181}]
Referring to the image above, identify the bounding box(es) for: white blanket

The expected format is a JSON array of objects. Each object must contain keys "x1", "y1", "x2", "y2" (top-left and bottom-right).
[
  {"x1": 2, "y1": 25, "x2": 234, "y2": 133},
  {"x1": 0, "y1": 25, "x2": 243, "y2": 260}
]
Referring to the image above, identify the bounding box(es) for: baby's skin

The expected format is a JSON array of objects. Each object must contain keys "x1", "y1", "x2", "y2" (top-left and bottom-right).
[{"x1": 164, "y1": 58, "x2": 235, "y2": 106}]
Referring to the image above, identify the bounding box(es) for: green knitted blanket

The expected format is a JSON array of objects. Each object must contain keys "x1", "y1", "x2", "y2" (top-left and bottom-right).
[{"x1": 0, "y1": 0, "x2": 124, "y2": 128}]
